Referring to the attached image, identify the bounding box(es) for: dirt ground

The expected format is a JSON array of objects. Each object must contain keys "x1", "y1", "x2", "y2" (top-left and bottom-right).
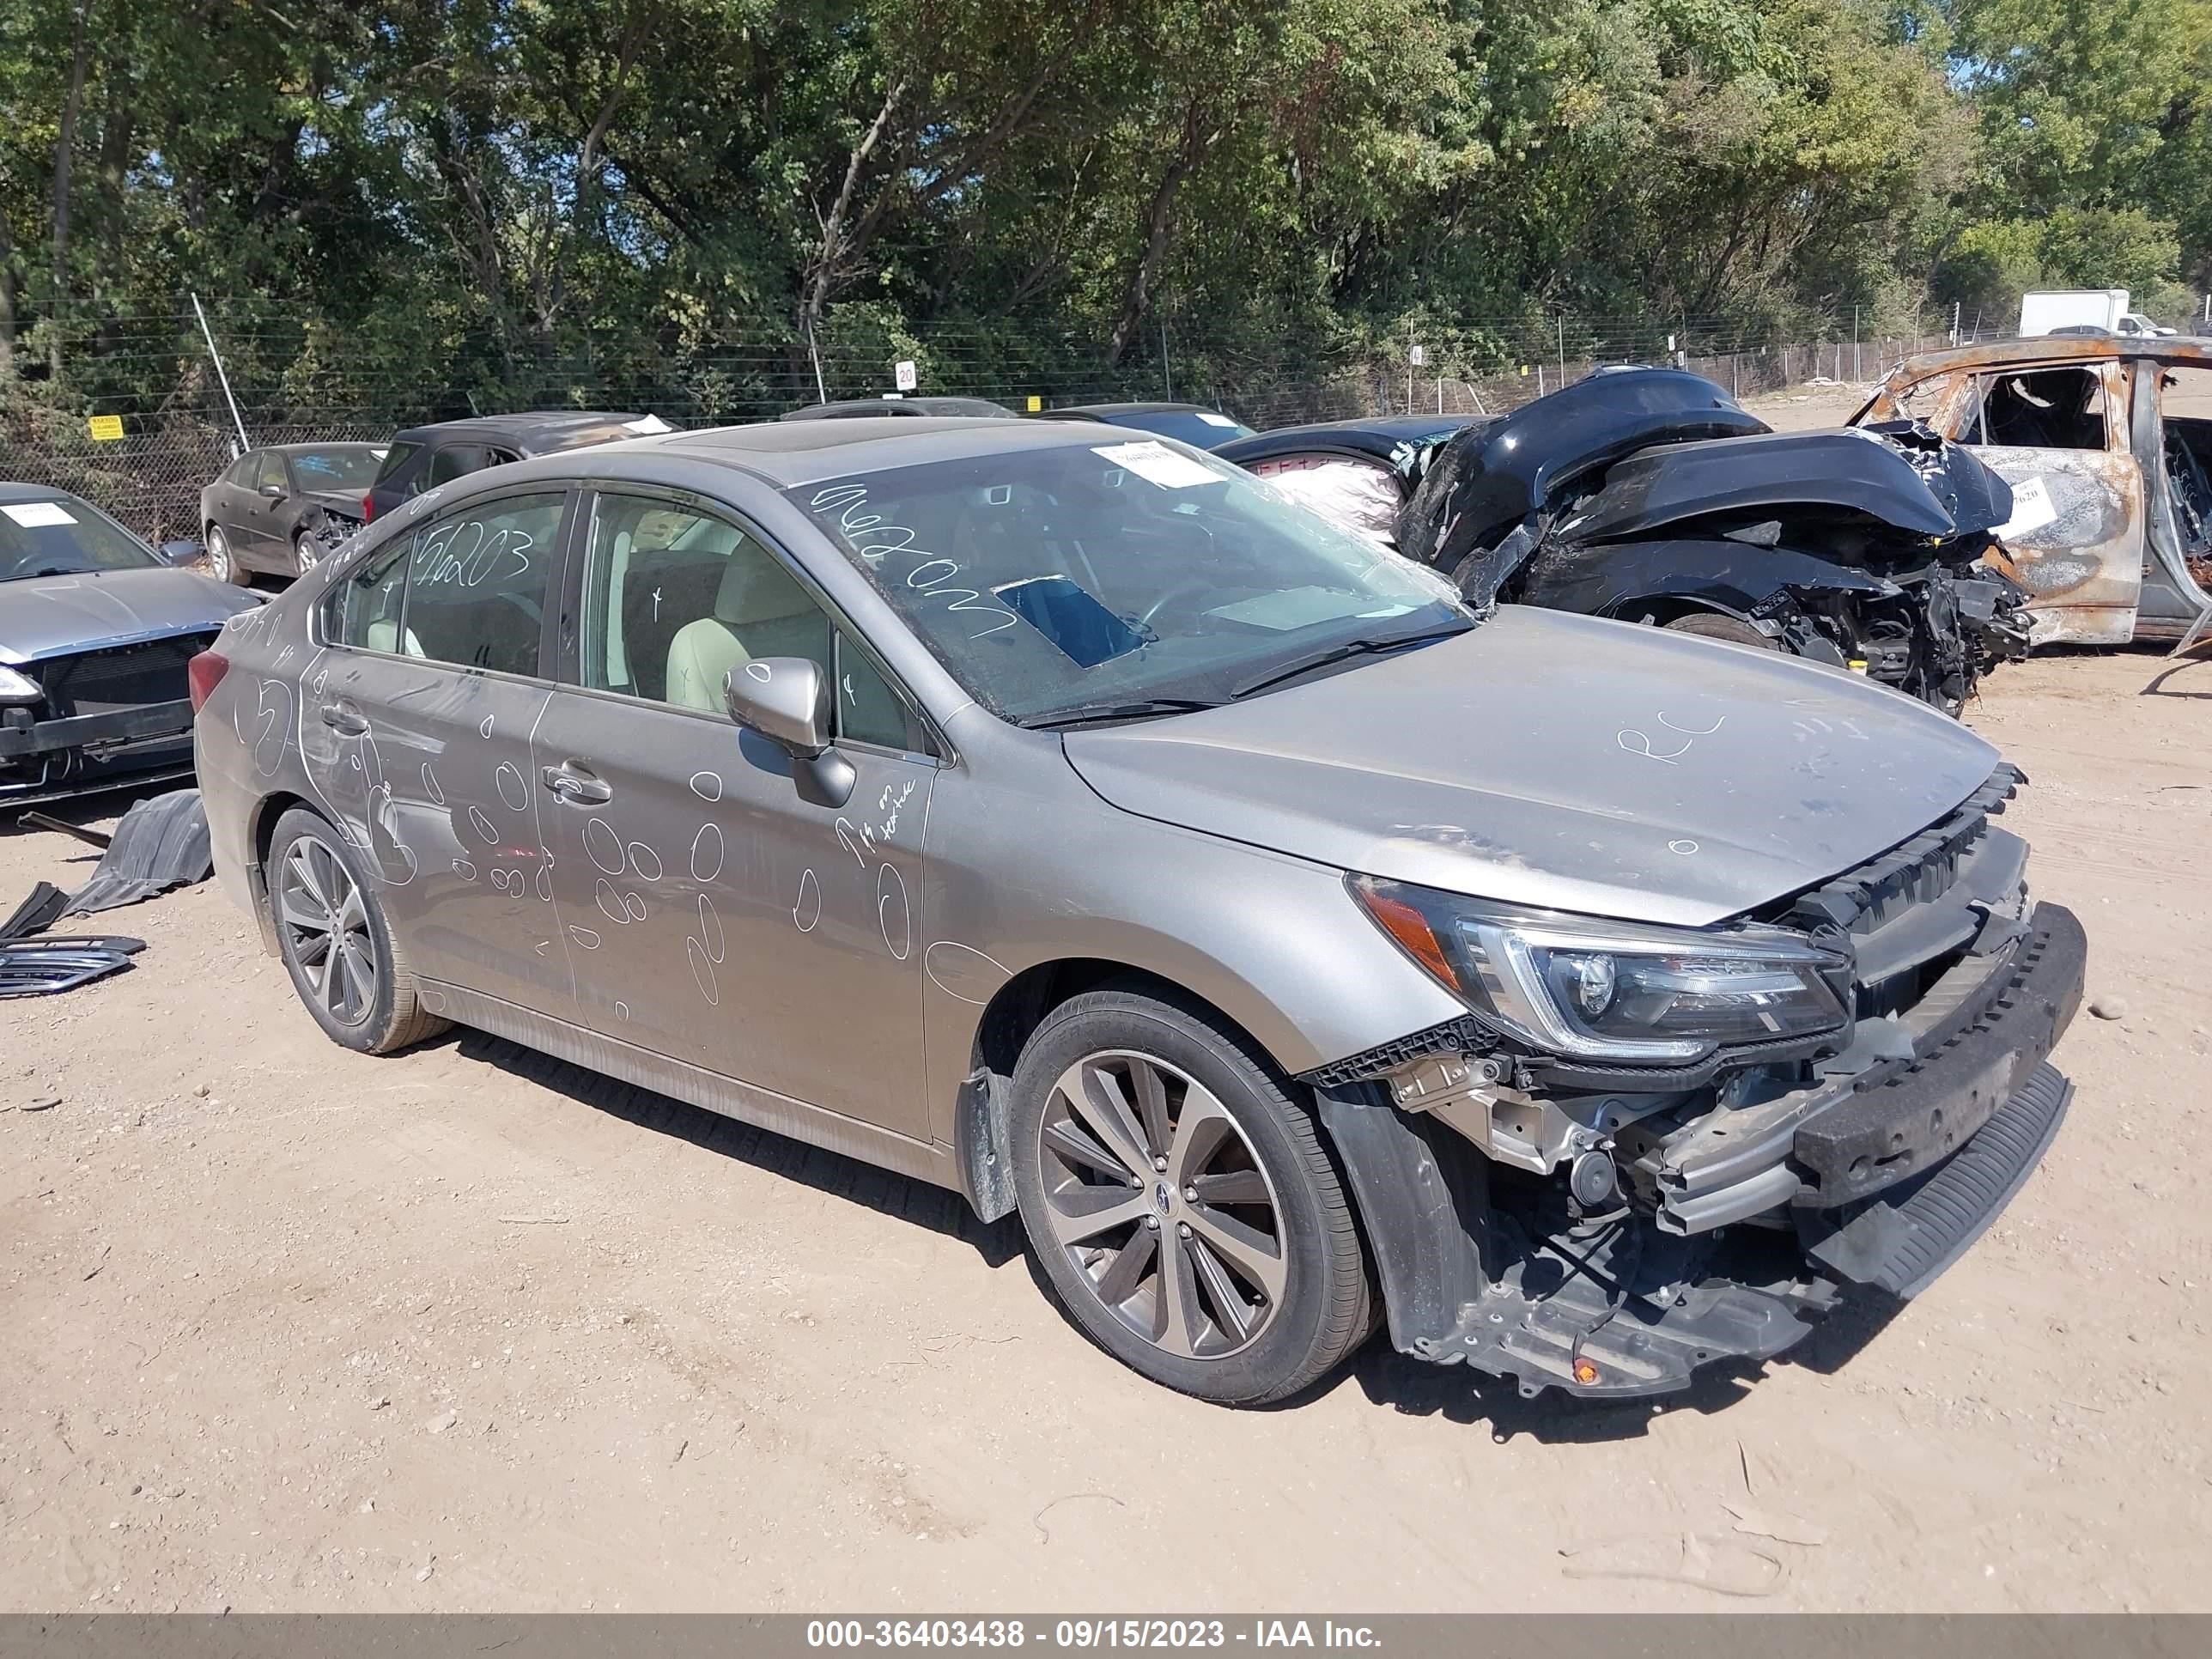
[{"x1": 4, "y1": 411, "x2": 2210, "y2": 1613}]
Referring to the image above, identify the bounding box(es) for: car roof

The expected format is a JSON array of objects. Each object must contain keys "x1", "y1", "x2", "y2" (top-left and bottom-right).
[
  {"x1": 390, "y1": 410, "x2": 654, "y2": 449},
  {"x1": 257, "y1": 441, "x2": 386, "y2": 454},
  {"x1": 780, "y1": 396, "x2": 1014, "y2": 420},
  {"x1": 1033, "y1": 401, "x2": 1224, "y2": 417},
  {"x1": 442, "y1": 416, "x2": 1148, "y2": 494},
  {"x1": 0, "y1": 481, "x2": 95, "y2": 506},
  {"x1": 1215, "y1": 413, "x2": 1486, "y2": 467},
  {"x1": 1884, "y1": 334, "x2": 2212, "y2": 385}
]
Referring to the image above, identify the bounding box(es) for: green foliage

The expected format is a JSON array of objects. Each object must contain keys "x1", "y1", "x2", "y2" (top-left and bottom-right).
[{"x1": 0, "y1": 0, "x2": 2205, "y2": 418}]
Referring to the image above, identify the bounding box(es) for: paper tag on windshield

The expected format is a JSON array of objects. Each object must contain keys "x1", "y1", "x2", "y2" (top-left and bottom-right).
[
  {"x1": 623, "y1": 414, "x2": 674, "y2": 434},
  {"x1": 1197, "y1": 411, "x2": 1238, "y2": 428},
  {"x1": 3, "y1": 501, "x2": 76, "y2": 527},
  {"x1": 1992, "y1": 474, "x2": 2057, "y2": 540},
  {"x1": 1094, "y1": 441, "x2": 1217, "y2": 489}
]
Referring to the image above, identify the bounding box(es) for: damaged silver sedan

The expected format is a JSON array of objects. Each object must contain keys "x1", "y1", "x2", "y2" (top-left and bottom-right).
[{"x1": 191, "y1": 418, "x2": 2083, "y2": 1406}]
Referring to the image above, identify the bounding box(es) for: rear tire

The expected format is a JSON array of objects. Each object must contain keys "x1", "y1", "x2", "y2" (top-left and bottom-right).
[
  {"x1": 266, "y1": 806, "x2": 448, "y2": 1054},
  {"x1": 1662, "y1": 611, "x2": 1777, "y2": 650},
  {"x1": 205, "y1": 523, "x2": 246, "y2": 586},
  {"x1": 1008, "y1": 985, "x2": 1371, "y2": 1406}
]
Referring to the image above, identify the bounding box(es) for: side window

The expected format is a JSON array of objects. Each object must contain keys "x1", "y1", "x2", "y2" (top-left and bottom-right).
[
  {"x1": 1960, "y1": 368, "x2": 2110, "y2": 450},
  {"x1": 336, "y1": 538, "x2": 413, "y2": 653},
  {"x1": 253, "y1": 453, "x2": 287, "y2": 493},
  {"x1": 426, "y1": 445, "x2": 488, "y2": 488},
  {"x1": 400, "y1": 493, "x2": 564, "y2": 677},
  {"x1": 227, "y1": 454, "x2": 258, "y2": 485},
  {"x1": 373, "y1": 442, "x2": 419, "y2": 485},
  {"x1": 579, "y1": 492, "x2": 918, "y2": 749}
]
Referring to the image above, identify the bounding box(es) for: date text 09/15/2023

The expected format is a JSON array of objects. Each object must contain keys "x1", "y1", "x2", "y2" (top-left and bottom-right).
[{"x1": 805, "y1": 1622, "x2": 1382, "y2": 1650}]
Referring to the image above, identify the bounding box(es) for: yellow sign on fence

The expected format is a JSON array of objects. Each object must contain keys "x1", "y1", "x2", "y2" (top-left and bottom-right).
[
  {"x1": 86, "y1": 414, "x2": 125, "y2": 441},
  {"x1": 1026, "y1": 394, "x2": 1042, "y2": 412}
]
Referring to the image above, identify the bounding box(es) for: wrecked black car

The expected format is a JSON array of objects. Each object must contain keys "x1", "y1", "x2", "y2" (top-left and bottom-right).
[{"x1": 1394, "y1": 369, "x2": 2033, "y2": 712}]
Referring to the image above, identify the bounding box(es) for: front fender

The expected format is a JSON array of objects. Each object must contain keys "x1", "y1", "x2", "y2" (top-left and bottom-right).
[
  {"x1": 1521, "y1": 536, "x2": 1894, "y2": 621},
  {"x1": 915, "y1": 712, "x2": 1467, "y2": 1179}
]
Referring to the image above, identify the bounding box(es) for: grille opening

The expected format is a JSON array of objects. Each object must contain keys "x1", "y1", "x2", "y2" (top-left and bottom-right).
[{"x1": 34, "y1": 633, "x2": 217, "y2": 717}]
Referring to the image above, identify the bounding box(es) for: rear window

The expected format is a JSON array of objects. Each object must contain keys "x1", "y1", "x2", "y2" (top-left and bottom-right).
[
  {"x1": 1101, "y1": 410, "x2": 1255, "y2": 447},
  {"x1": 373, "y1": 442, "x2": 421, "y2": 483},
  {"x1": 290, "y1": 448, "x2": 384, "y2": 489}
]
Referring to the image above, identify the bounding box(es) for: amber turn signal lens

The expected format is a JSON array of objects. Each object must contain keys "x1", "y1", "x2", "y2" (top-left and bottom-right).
[
  {"x1": 1350, "y1": 878, "x2": 1461, "y2": 993},
  {"x1": 1572, "y1": 1358, "x2": 1601, "y2": 1386}
]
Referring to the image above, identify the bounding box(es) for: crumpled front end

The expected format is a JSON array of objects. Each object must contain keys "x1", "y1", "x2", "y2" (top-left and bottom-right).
[
  {"x1": 1308, "y1": 765, "x2": 2084, "y2": 1400},
  {"x1": 1, "y1": 630, "x2": 220, "y2": 808}
]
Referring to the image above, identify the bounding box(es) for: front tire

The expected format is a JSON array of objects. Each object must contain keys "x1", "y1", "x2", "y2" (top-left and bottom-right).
[
  {"x1": 266, "y1": 807, "x2": 448, "y2": 1054},
  {"x1": 293, "y1": 528, "x2": 321, "y2": 576},
  {"x1": 205, "y1": 523, "x2": 246, "y2": 586},
  {"x1": 1662, "y1": 612, "x2": 1777, "y2": 650},
  {"x1": 1008, "y1": 985, "x2": 1371, "y2": 1405}
]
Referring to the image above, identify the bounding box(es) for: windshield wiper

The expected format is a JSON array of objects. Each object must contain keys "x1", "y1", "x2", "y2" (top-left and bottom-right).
[
  {"x1": 1229, "y1": 624, "x2": 1470, "y2": 700},
  {"x1": 1025, "y1": 696, "x2": 1224, "y2": 731}
]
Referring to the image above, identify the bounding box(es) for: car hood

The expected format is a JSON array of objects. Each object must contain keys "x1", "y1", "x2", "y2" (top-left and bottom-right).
[
  {"x1": 0, "y1": 567, "x2": 260, "y2": 664},
  {"x1": 1552, "y1": 423, "x2": 2013, "y2": 546},
  {"x1": 1061, "y1": 605, "x2": 2000, "y2": 927},
  {"x1": 1396, "y1": 368, "x2": 1769, "y2": 569}
]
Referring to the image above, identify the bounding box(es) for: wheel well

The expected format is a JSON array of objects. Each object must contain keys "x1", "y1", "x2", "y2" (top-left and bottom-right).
[
  {"x1": 251, "y1": 790, "x2": 314, "y2": 873},
  {"x1": 955, "y1": 957, "x2": 1280, "y2": 1223},
  {"x1": 1608, "y1": 593, "x2": 1741, "y2": 629}
]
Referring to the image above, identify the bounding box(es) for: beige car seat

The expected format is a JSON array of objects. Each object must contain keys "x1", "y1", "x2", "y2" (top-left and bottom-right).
[
  {"x1": 665, "y1": 550, "x2": 830, "y2": 713},
  {"x1": 366, "y1": 617, "x2": 425, "y2": 656}
]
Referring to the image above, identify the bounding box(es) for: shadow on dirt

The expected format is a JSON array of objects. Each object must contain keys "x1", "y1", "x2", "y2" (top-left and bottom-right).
[
  {"x1": 2139, "y1": 647, "x2": 2212, "y2": 700},
  {"x1": 1338, "y1": 1286, "x2": 1906, "y2": 1443},
  {"x1": 440, "y1": 1024, "x2": 1026, "y2": 1267}
]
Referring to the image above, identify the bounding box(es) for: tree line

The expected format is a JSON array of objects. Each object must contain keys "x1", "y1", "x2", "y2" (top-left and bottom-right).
[{"x1": 0, "y1": 0, "x2": 2207, "y2": 414}]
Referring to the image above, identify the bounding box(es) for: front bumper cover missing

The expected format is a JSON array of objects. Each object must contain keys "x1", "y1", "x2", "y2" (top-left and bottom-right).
[{"x1": 1314, "y1": 901, "x2": 2086, "y2": 1401}]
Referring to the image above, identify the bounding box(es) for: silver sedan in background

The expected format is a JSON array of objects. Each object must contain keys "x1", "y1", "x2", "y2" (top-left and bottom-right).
[{"x1": 190, "y1": 419, "x2": 2084, "y2": 1406}]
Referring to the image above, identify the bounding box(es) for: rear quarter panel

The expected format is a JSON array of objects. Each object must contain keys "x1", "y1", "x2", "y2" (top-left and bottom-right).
[{"x1": 194, "y1": 586, "x2": 319, "y2": 945}]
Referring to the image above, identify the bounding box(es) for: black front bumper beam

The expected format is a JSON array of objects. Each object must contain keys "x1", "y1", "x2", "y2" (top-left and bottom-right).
[{"x1": 0, "y1": 698, "x2": 197, "y2": 761}]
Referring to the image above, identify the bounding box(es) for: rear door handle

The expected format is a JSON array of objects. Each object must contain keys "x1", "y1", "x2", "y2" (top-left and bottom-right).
[
  {"x1": 541, "y1": 762, "x2": 611, "y2": 805},
  {"x1": 318, "y1": 703, "x2": 369, "y2": 737}
]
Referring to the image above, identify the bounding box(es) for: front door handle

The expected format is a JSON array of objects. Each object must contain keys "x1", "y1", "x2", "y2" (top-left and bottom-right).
[
  {"x1": 318, "y1": 703, "x2": 369, "y2": 737},
  {"x1": 541, "y1": 762, "x2": 612, "y2": 805}
]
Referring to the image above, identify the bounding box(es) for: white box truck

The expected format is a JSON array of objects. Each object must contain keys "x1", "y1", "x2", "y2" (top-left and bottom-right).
[{"x1": 2018, "y1": 289, "x2": 2174, "y2": 337}]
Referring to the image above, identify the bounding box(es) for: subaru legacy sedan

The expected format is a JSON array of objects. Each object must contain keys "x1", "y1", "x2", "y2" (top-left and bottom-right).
[{"x1": 191, "y1": 420, "x2": 2084, "y2": 1406}]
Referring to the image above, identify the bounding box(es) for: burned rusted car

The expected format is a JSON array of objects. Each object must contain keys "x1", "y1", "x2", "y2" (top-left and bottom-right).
[
  {"x1": 1392, "y1": 370, "x2": 2032, "y2": 712},
  {"x1": 1854, "y1": 335, "x2": 2212, "y2": 650}
]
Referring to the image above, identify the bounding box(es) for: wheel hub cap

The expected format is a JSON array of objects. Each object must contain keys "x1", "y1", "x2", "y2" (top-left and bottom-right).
[
  {"x1": 276, "y1": 834, "x2": 377, "y2": 1028},
  {"x1": 1037, "y1": 1050, "x2": 1288, "y2": 1360}
]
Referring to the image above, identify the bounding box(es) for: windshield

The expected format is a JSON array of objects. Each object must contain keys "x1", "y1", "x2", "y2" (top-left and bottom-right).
[
  {"x1": 792, "y1": 437, "x2": 1470, "y2": 723},
  {"x1": 0, "y1": 496, "x2": 157, "y2": 581},
  {"x1": 288, "y1": 447, "x2": 385, "y2": 489}
]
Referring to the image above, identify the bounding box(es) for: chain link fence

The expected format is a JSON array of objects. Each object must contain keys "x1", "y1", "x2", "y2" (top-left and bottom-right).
[{"x1": 0, "y1": 304, "x2": 1956, "y2": 544}]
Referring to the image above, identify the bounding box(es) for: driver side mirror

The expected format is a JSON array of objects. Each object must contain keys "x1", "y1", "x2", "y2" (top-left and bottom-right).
[
  {"x1": 258, "y1": 483, "x2": 286, "y2": 500},
  {"x1": 156, "y1": 538, "x2": 204, "y2": 567},
  {"x1": 723, "y1": 657, "x2": 854, "y2": 808}
]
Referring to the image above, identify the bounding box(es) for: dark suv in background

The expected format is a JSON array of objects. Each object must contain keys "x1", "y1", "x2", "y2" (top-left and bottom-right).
[{"x1": 363, "y1": 410, "x2": 670, "y2": 524}]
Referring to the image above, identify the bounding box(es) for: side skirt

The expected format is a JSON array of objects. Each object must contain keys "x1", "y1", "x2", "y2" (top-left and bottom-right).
[{"x1": 421, "y1": 980, "x2": 965, "y2": 1199}]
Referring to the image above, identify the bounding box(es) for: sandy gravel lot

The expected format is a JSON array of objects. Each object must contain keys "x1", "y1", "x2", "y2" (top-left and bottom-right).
[{"x1": 3, "y1": 420, "x2": 2209, "y2": 1613}]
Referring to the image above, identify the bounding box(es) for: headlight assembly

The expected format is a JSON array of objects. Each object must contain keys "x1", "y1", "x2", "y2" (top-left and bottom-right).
[
  {"x1": 0, "y1": 665, "x2": 40, "y2": 704},
  {"x1": 1350, "y1": 874, "x2": 1851, "y2": 1065}
]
